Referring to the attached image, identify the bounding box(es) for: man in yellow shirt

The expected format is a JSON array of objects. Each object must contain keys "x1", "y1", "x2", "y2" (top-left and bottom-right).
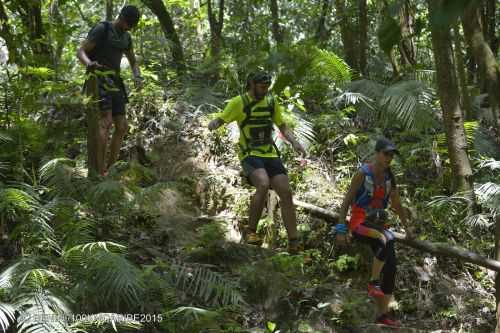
[{"x1": 208, "y1": 71, "x2": 306, "y2": 254}]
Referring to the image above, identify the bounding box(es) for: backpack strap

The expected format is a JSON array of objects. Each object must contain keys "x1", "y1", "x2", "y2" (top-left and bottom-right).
[
  {"x1": 99, "y1": 21, "x2": 111, "y2": 49},
  {"x1": 240, "y1": 94, "x2": 260, "y2": 129}
]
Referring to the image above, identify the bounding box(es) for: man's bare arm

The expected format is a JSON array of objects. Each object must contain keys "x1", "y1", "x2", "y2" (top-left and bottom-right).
[
  {"x1": 125, "y1": 48, "x2": 141, "y2": 78},
  {"x1": 77, "y1": 39, "x2": 99, "y2": 69},
  {"x1": 278, "y1": 123, "x2": 306, "y2": 156}
]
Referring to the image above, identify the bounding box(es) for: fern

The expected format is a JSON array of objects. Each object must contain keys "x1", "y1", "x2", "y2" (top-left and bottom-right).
[
  {"x1": 89, "y1": 251, "x2": 144, "y2": 308},
  {"x1": 64, "y1": 243, "x2": 143, "y2": 309},
  {"x1": 39, "y1": 158, "x2": 88, "y2": 199},
  {"x1": 170, "y1": 263, "x2": 245, "y2": 307},
  {"x1": 87, "y1": 179, "x2": 135, "y2": 211},
  {"x1": 436, "y1": 121, "x2": 478, "y2": 151}
]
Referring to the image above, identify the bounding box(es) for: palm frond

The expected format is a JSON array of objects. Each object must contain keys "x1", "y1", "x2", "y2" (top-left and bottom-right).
[
  {"x1": 63, "y1": 241, "x2": 126, "y2": 265},
  {"x1": 311, "y1": 48, "x2": 351, "y2": 86},
  {"x1": 0, "y1": 161, "x2": 8, "y2": 174},
  {"x1": 0, "y1": 131, "x2": 11, "y2": 143},
  {"x1": 475, "y1": 182, "x2": 500, "y2": 210},
  {"x1": 15, "y1": 289, "x2": 73, "y2": 333},
  {"x1": 333, "y1": 92, "x2": 376, "y2": 111},
  {"x1": 380, "y1": 80, "x2": 437, "y2": 130},
  {"x1": 19, "y1": 269, "x2": 65, "y2": 289},
  {"x1": 346, "y1": 79, "x2": 386, "y2": 101},
  {"x1": 170, "y1": 263, "x2": 245, "y2": 307},
  {"x1": 409, "y1": 69, "x2": 436, "y2": 85},
  {"x1": 463, "y1": 214, "x2": 493, "y2": 229},
  {"x1": 0, "y1": 187, "x2": 38, "y2": 221},
  {"x1": 479, "y1": 159, "x2": 500, "y2": 171},
  {"x1": 0, "y1": 262, "x2": 20, "y2": 289},
  {"x1": 427, "y1": 193, "x2": 472, "y2": 210},
  {"x1": 0, "y1": 303, "x2": 15, "y2": 332},
  {"x1": 278, "y1": 110, "x2": 316, "y2": 150}
]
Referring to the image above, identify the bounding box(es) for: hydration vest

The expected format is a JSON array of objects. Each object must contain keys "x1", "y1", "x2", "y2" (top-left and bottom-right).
[
  {"x1": 239, "y1": 94, "x2": 279, "y2": 156},
  {"x1": 354, "y1": 164, "x2": 393, "y2": 209}
]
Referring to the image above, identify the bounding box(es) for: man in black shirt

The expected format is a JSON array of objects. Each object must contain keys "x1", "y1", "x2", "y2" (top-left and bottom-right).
[{"x1": 77, "y1": 5, "x2": 142, "y2": 176}]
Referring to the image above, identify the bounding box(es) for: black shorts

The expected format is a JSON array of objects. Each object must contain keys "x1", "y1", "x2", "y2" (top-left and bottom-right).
[
  {"x1": 85, "y1": 75, "x2": 128, "y2": 116},
  {"x1": 241, "y1": 156, "x2": 287, "y2": 180}
]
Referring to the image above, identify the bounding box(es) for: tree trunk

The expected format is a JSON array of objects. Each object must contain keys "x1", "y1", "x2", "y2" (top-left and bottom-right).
[
  {"x1": 17, "y1": 0, "x2": 51, "y2": 65},
  {"x1": 334, "y1": 0, "x2": 359, "y2": 72},
  {"x1": 428, "y1": 0, "x2": 474, "y2": 193},
  {"x1": 462, "y1": 2, "x2": 500, "y2": 128},
  {"x1": 315, "y1": 0, "x2": 331, "y2": 48},
  {"x1": 358, "y1": 0, "x2": 368, "y2": 75},
  {"x1": 207, "y1": 0, "x2": 225, "y2": 62},
  {"x1": 0, "y1": 0, "x2": 21, "y2": 65},
  {"x1": 269, "y1": 0, "x2": 283, "y2": 46},
  {"x1": 294, "y1": 199, "x2": 500, "y2": 272},
  {"x1": 398, "y1": 0, "x2": 416, "y2": 67},
  {"x1": 106, "y1": 0, "x2": 113, "y2": 21},
  {"x1": 453, "y1": 25, "x2": 474, "y2": 120},
  {"x1": 482, "y1": 0, "x2": 498, "y2": 56},
  {"x1": 190, "y1": 0, "x2": 204, "y2": 54},
  {"x1": 143, "y1": 0, "x2": 186, "y2": 73}
]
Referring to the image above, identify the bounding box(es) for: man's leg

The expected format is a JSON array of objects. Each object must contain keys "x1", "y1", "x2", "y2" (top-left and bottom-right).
[
  {"x1": 108, "y1": 114, "x2": 128, "y2": 170},
  {"x1": 247, "y1": 168, "x2": 271, "y2": 233},
  {"x1": 269, "y1": 174, "x2": 298, "y2": 241},
  {"x1": 97, "y1": 110, "x2": 113, "y2": 175}
]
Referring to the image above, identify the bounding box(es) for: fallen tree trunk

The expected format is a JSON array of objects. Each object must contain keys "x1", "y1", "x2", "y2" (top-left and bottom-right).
[
  {"x1": 294, "y1": 200, "x2": 339, "y2": 223},
  {"x1": 294, "y1": 199, "x2": 500, "y2": 272}
]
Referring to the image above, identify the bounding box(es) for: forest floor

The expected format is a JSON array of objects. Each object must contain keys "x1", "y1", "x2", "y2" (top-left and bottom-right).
[{"x1": 116, "y1": 100, "x2": 496, "y2": 333}]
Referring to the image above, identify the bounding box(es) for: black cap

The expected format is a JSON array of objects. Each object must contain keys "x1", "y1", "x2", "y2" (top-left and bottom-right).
[
  {"x1": 375, "y1": 138, "x2": 399, "y2": 154},
  {"x1": 120, "y1": 5, "x2": 141, "y2": 27},
  {"x1": 249, "y1": 71, "x2": 272, "y2": 85}
]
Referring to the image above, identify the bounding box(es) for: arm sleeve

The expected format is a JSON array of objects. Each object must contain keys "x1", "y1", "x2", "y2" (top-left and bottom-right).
[
  {"x1": 273, "y1": 102, "x2": 285, "y2": 127},
  {"x1": 218, "y1": 97, "x2": 242, "y2": 124},
  {"x1": 86, "y1": 22, "x2": 106, "y2": 43}
]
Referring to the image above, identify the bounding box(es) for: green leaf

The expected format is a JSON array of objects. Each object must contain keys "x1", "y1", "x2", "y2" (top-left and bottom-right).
[{"x1": 267, "y1": 321, "x2": 277, "y2": 332}]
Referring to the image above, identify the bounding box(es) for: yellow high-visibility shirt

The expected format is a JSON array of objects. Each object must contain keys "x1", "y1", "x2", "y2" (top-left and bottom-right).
[{"x1": 217, "y1": 93, "x2": 285, "y2": 160}]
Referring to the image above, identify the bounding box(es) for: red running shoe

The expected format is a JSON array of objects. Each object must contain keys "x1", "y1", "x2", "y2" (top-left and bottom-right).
[
  {"x1": 367, "y1": 281, "x2": 385, "y2": 298},
  {"x1": 376, "y1": 314, "x2": 401, "y2": 328}
]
